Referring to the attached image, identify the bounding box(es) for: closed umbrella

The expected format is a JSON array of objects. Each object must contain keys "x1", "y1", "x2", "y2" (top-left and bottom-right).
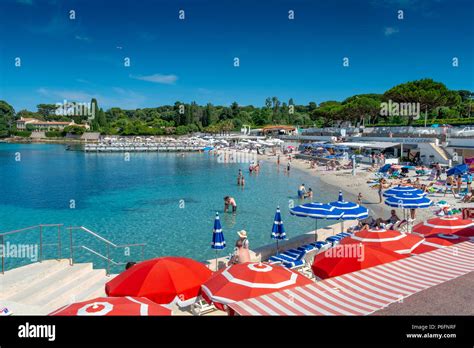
[
  {"x1": 271, "y1": 207, "x2": 286, "y2": 252},
  {"x1": 211, "y1": 212, "x2": 226, "y2": 270}
]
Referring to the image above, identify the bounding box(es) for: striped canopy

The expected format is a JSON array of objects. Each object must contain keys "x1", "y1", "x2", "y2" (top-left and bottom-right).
[
  {"x1": 290, "y1": 202, "x2": 343, "y2": 220},
  {"x1": 384, "y1": 192, "x2": 433, "y2": 209},
  {"x1": 328, "y1": 191, "x2": 369, "y2": 220},
  {"x1": 271, "y1": 207, "x2": 286, "y2": 240},
  {"x1": 383, "y1": 185, "x2": 425, "y2": 198},
  {"x1": 211, "y1": 212, "x2": 226, "y2": 250}
]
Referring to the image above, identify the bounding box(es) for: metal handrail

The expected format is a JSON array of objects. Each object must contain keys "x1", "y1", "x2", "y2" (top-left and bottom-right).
[
  {"x1": 68, "y1": 226, "x2": 146, "y2": 276},
  {"x1": 0, "y1": 224, "x2": 146, "y2": 275},
  {"x1": 0, "y1": 224, "x2": 62, "y2": 274}
]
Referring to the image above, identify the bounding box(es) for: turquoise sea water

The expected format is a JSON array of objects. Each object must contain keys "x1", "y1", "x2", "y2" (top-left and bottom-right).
[{"x1": 0, "y1": 143, "x2": 340, "y2": 268}]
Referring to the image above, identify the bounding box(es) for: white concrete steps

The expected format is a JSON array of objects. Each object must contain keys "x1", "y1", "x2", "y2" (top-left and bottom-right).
[
  {"x1": 0, "y1": 259, "x2": 69, "y2": 296},
  {"x1": 6, "y1": 263, "x2": 92, "y2": 303},
  {"x1": 0, "y1": 259, "x2": 115, "y2": 315},
  {"x1": 40, "y1": 269, "x2": 110, "y2": 314}
]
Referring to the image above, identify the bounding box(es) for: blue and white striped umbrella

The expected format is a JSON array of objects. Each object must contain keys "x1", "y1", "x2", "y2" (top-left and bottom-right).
[
  {"x1": 383, "y1": 185, "x2": 425, "y2": 198},
  {"x1": 271, "y1": 207, "x2": 286, "y2": 240},
  {"x1": 290, "y1": 202, "x2": 343, "y2": 219},
  {"x1": 384, "y1": 192, "x2": 433, "y2": 209},
  {"x1": 290, "y1": 202, "x2": 343, "y2": 242},
  {"x1": 211, "y1": 212, "x2": 226, "y2": 250},
  {"x1": 328, "y1": 191, "x2": 369, "y2": 220}
]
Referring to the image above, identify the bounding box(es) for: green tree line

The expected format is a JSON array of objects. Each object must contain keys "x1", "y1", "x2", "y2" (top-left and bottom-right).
[{"x1": 0, "y1": 78, "x2": 472, "y2": 138}]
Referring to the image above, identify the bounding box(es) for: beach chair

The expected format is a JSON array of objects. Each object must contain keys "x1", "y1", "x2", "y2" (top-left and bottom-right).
[
  {"x1": 190, "y1": 297, "x2": 217, "y2": 316},
  {"x1": 393, "y1": 219, "x2": 408, "y2": 233},
  {"x1": 280, "y1": 251, "x2": 307, "y2": 270},
  {"x1": 299, "y1": 249, "x2": 318, "y2": 279},
  {"x1": 309, "y1": 240, "x2": 331, "y2": 252}
]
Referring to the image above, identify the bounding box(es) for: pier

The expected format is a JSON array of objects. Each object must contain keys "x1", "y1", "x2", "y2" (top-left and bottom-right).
[{"x1": 81, "y1": 143, "x2": 207, "y2": 152}]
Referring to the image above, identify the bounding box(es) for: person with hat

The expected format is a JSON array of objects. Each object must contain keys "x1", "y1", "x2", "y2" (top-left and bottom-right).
[{"x1": 237, "y1": 230, "x2": 249, "y2": 249}]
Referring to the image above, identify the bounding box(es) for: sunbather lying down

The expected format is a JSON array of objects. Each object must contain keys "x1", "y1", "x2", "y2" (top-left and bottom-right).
[{"x1": 462, "y1": 192, "x2": 474, "y2": 203}]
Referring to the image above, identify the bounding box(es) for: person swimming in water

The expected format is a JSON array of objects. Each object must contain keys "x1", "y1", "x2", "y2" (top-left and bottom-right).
[{"x1": 224, "y1": 196, "x2": 237, "y2": 213}]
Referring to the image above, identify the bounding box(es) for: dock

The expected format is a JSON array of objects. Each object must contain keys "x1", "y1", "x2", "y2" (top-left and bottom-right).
[{"x1": 81, "y1": 143, "x2": 208, "y2": 152}]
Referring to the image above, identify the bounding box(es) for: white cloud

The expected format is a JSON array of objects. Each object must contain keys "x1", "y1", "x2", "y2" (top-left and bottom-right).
[
  {"x1": 130, "y1": 73, "x2": 178, "y2": 85},
  {"x1": 384, "y1": 27, "x2": 400, "y2": 36},
  {"x1": 75, "y1": 35, "x2": 91, "y2": 42},
  {"x1": 36, "y1": 87, "x2": 147, "y2": 110}
]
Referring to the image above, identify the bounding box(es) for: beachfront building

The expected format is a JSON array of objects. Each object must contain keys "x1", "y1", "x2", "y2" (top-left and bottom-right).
[
  {"x1": 16, "y1": 117, "x2": 90, "y2": 131},
  {"x1": 261, "y1": 125, "x2": 297, "y2": 136}
]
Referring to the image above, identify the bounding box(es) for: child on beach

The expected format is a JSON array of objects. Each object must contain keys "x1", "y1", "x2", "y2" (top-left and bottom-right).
[{"x1": 357, "y1": 193, "x2": 362, "y2": 205}]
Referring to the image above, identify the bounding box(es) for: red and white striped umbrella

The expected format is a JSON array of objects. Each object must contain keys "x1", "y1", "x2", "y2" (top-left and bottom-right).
[
  {"x1": 411, "y1": 233, "x2": 470, "y2": 255},
  {"x1": 49, "y1": 296, "x2": 171, "y2": 316},
  {"x1": 412, "y1": 216, "x2": 474, "y2": 237},
  {"x1": 201, "y1": 262, "x2": 313, "y2": 311},
  {"x1": 340, "y1": 228, "x2": 424, "y2": 254}
]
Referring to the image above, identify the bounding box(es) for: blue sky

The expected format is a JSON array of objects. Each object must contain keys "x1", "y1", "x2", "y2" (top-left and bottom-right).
[{"x1": 0, "y1": 0, "x2": 473, "y2": 111}]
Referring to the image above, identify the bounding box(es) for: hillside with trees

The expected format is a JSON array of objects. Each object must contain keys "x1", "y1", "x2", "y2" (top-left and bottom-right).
[{"x1": 0, "y1": 79, "x2": 472, "y2": 138}]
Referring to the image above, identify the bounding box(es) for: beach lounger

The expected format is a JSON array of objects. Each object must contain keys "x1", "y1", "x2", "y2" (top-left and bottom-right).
[{"x1": 190, "y1": 298, "x2": 217, "y2": 316}]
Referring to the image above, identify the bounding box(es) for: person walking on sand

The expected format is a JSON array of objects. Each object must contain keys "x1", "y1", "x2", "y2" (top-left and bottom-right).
[
  {"x1": 277, "y1": 155, "x2": 280, "y2": 165},
  {"x1": 435, "y1": 162, "x2": 442, "y2": 181},
  {"x1": 378, "y1": 178, "x2": 385, "y2": 203},
  {"x1": 224, "y1": 196, "x2": 237, "y2": 213},
  {"x1": 466, "y1": 172, "x2": 473, "y2": 193},
  {"x1": 357, "y1": 192, "x2": 362, "y2": 205}
]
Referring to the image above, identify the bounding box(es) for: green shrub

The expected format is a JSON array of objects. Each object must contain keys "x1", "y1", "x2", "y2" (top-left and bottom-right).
[
  {"x1": 45, "y1": 131, "x2": 64, "y2": 138},
  {"x1": 11, "y1": 130, "x2": 32, "y2": 137}
]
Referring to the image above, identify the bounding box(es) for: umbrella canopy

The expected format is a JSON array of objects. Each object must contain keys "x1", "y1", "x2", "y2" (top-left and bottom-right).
[
  {"x1": 201, "y1": 262, "x2": 313, "y2": 311},
  {"x1": 105, "y1": 257, "x2": 213, "y2": 307},
  {"x1": 49, "y1": 297, "x2": 171, "y2": 316},
  {"x1": 447, "y1": 163, "x2": 469, "y2": 176},
  {"x1": 289, "y1": 202, "x2": 342, "y2": 219},
  {"x1": 211, "y1": 212, "x2": 226, "y2": 250},
  {"x1": 412, "y1": 216, "x2": 474, "y2": 237},
  {"x1": 411, "y1": 233, "x2": 470, "y2": 255},
  {"x1": 271, "y1": 207, "x2": 286, "y2": 240},
  {"x1": 311, "y1": 245, "x2": 406, "y2": 279},
  {"x1": 384, "y1": 192, "x2": 433, "y2": 209},
  {"x1": 328, "y1": 191, "x2": 369, "y2": 220},
  {"x1": 340, "y1": 228, "x2": 424, "y2": 254},
  {"x1": 383, "y1": 185, "x2": 425, "y2": 198}
]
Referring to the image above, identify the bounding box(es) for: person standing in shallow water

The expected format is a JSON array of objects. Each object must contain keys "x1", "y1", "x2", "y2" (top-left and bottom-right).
[{"x1": 224, "y1": 196, "x2": 237, "y2": 213}]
